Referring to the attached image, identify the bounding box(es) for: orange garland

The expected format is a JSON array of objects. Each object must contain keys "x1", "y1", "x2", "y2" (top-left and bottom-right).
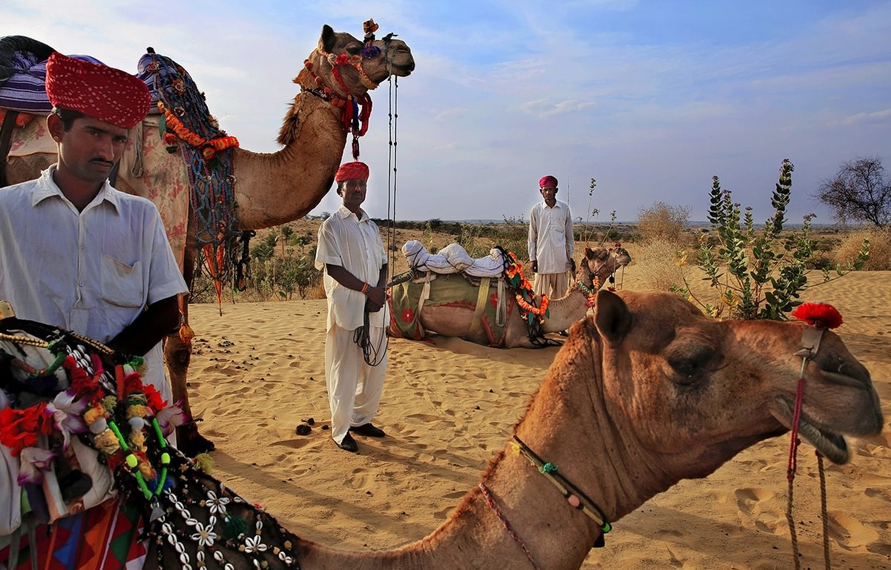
[
  {"x1": 158, "y1": 101, "x2": 239, "y2": 160},
  {"x1": 516, "y1": 293, "x2": 549, "y2": 317}
]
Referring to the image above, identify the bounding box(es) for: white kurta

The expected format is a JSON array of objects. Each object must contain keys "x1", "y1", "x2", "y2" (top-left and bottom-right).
[
  {"x1": 0, "y1": 166, "x2": 188, "y2": 533},
  {"x1": 0, "y1": 167, "x2": 188, "y2": 402},
  {"x1": 528, "y1": 199, "x2": 574, "y2": 296},
  {"x1": 314, "y1": 205, "x2": 389, "y2": 444}
]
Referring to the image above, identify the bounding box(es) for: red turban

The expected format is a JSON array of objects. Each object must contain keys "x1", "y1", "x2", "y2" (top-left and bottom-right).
[
  {"x1": 539, "y1": 175, "x2": 558, "y2": 189},
  {"x1": 45, "y1": 52, "x2": 150, "y2": 129},
  {"x1": 335, "y1": 161, "x2": 370, "y2": 183}
]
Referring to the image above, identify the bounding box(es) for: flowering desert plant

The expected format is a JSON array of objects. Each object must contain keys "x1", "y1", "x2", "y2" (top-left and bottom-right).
[{"x1": 676, "y1": 159, "x2": 869, "y2": 320}]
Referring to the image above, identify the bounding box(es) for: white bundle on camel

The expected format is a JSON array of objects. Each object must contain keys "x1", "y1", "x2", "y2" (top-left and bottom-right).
[{"x1": 401, "y1": 240, "x2": 505, "y2": 278}]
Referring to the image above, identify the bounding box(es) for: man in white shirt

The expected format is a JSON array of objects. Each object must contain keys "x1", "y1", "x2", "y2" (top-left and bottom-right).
[
  {"x1": 0, "y1": 52, "x2": 187, "y2": 405},
  {"x1": 0, "y1": 52, "x2": 188, "y2": 522},
  {"x1": 314, "y1": 161, "x2": 389, "y2": 453},
  {"x1": 528, "y1": 175, "x2": 575, "y2": 299}
]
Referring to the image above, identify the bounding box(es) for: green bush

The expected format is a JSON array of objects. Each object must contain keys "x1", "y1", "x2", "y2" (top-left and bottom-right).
[{"x1": 676, "y1": 159, "x2": 868, "y2": 320}]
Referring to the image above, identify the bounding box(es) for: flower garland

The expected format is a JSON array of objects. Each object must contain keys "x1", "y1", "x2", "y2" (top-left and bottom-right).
[
  {"x1": 502, "y1": 250, "x2": 549, "y2": 324},
  {"x1": 158, "y1": 101, "x2": 239, "y2": 161},
  {"x1": 515, "y1": 293, "x2": 549, "y2": 317}
]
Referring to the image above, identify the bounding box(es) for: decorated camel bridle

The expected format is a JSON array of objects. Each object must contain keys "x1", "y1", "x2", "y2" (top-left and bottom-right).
[
  {"x1": 300, "y1": 19, "x2": 399, "y2": 160},
  {"x1": 786, "y1": 302, "x2": 844, "y2": 570}
]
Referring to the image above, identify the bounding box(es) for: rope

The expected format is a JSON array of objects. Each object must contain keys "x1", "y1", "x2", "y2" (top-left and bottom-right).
[
  {"x1": 478, "y1": 482, "x2": 542, "y2": 570},
  {"x1": 818, "y1": 452, "x2": 831, "y2": 569},
  {"x1": 512, "y1": 436, "x2": 610, "y2": 532},
  {"x1": 785, "y1": 358, "x2": 808, "y2": 570},
  {"x1": 785, "y1": 352, "x2": 833, "y2": 570},
  {"x1": 385, "y1": 75, "x2": 399, "y2": 279},
  {"x1": 786, "y1": 475, "x2": 801, "y2": 570},
  {"x1": 353, "y1": 309, "x2": 387, "y2": 367}
]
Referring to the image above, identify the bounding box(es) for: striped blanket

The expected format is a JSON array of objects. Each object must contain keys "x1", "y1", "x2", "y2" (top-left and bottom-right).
[
  {"x1": 0, "y1": 50, "x2": 104, "y2": 114},
  {"x1": 0, "y1": 37, "x2": 180, "y2": 115}
]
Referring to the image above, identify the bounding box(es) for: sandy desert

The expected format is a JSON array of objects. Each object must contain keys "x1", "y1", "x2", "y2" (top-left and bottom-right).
[{"x1": 182, "y1": 253, "x2": 891, "y2": 570}]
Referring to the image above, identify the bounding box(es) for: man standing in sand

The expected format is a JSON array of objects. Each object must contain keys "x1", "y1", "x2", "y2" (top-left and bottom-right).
[
  {"x1": 314, "y1": 161, "x2": 389, "y2": 453},
  {"x1": 0, "y1": 52, "x2": 188, "y2": 405},
  {"x1": 528, "y1": 175, "x2": 575, "y2": 299}
]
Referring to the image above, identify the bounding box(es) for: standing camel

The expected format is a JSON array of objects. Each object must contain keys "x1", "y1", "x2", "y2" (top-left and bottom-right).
[
  {"x1": 0, "y1": 290, "x2": 881, "y2": 569},
  {"x1": 2, "y1": 25, "x2": 415, "y2": 453}
]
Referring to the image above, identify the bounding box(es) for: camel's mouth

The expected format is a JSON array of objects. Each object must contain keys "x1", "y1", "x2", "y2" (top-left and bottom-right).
[{"x1": 770, "y1": 396, "x2": 850, "y2": 464}]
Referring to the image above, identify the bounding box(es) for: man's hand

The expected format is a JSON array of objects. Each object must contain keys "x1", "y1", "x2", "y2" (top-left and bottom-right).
[
  {"x1": 531, "y1": 260, "x2": 538, "y2": 273},
  {"x1": 365, "y1": 285, "x2": 387, "y2": 312}
]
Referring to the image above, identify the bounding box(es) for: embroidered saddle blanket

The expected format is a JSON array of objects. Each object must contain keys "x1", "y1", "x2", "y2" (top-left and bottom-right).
[{"x1": 388, "y1": 272, "x2": 517, "y2": 347}]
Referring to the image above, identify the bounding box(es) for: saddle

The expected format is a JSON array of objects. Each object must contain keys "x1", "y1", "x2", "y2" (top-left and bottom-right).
[
  {"x1": 388, "y1": 270, "x2": 514, "y2": 347},
  {"x1": 0, "y1": 302, "x2": 305, "y2": 570},
  {"x1": 389, "y1": 243, "x2": 552, "y2": 347}
]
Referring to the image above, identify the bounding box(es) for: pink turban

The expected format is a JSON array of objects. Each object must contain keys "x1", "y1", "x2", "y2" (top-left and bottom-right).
[
  {"x1": 45, "y1": 52, "x2": 150, "y2": 129},
  {"x1": 335, "y1": 161, "x2": 370, "y2": 183},
  {"x1": 539, "y1": 175, "x2": 558, "y2": 189}
]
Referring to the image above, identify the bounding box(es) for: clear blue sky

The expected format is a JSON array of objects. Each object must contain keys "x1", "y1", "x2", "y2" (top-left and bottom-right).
[{"x1": 5, "y1": 0, "x2": 890, "y2": 223}]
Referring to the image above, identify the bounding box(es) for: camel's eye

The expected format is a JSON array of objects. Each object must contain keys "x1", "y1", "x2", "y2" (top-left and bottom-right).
[
  {"x1": 345, "y1": 44, "x2": 362, "y2": 56},
  {"x1": 666, "y1": 344, "x2": 716, "y2": 385}
]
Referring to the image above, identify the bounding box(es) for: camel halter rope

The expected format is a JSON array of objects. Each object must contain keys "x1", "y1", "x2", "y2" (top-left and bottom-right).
[
  {"x1": 786, "y1": 302, "x2": 843, "y2": 570},
  {"x1": 358, "y1": 39, "x2": 403, "y2": 368},
  {"x1": 478, "y1": 436, "x2": 611, "y2": 569}
]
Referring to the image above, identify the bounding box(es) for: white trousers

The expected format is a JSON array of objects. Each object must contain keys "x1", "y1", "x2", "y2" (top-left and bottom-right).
[
  {"x1": 324, "y1": 322, "x2": 388, "y2": 444},
  {"x1": 533, "y1": 271, "x2": 571, "y2": 298}
]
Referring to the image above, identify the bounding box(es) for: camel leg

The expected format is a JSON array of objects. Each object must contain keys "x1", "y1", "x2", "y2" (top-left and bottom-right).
[{"x1": 166, "y1": 246, "x2": 215, "y2": 456}]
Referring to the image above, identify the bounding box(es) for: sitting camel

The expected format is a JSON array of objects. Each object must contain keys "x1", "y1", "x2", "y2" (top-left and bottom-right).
[
  {"x1": 1, "y1": 25, "x2": 415, "y2": 453},
  {"x1": 0, "y1": 290, "x2": 881, "y2": 569},
  {"x1": 389, "y1": 246, "x2": 632, "y2": 348}
]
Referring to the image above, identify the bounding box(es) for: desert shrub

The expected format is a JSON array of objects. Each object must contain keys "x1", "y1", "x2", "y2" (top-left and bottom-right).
[
  {"x1": 637, "y1": 202, "x2": 692, "y2": 245},
  {"x1": 631, "y1": 240, "x2": 687, "y2": 292},
  {"x1": 454, "y1": 217, "x2": 529, "y2": 260},
  {"x1": 835, "y1": 228, "x2": 891, "y2": 270},
  {"x1": 677, "y1": 159, "x2": 869, "y2": 320}
]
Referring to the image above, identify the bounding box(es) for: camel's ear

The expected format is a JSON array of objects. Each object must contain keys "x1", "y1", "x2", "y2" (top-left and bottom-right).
[
  {"x1": 594, "y1": 289, "x2": 631, "y2": 344},
  {"x1": 320, "y1": 25, "x2": 337, "y2": 53}
]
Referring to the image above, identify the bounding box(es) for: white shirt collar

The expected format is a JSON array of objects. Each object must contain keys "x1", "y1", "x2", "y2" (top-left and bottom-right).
[
  {"x1": 32, "y1": 166, "x2": 120, "y2": 212},
  {"x1": 335, "y1": 204, "x2": 368, "y2": 222}
]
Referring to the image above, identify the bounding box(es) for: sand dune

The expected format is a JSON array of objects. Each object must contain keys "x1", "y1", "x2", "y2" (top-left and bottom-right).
[{"x1": 186, "y1": 270, "x2": 890, "y2": 569}]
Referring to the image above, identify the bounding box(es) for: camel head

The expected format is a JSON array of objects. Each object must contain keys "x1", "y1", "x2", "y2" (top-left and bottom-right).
[
  {"x1": 580, "y1": 246, "x2": 632, "y2": 289},
  {"x1": 301, "y1": 24, "x2": 414, "y2": 99},
  {"x1": 581, "y1": 290, "x2": 883, "y2": 489}
]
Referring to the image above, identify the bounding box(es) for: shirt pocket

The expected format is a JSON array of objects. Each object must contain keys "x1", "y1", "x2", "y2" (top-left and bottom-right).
[{"x1": 100, "y1": 255, "x2": 145, "y2": 308}]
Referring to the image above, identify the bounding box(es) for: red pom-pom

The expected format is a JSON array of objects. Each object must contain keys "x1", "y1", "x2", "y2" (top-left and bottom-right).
[{"x1": 791, "y1": 303, "x2": 843, "y2": 329}]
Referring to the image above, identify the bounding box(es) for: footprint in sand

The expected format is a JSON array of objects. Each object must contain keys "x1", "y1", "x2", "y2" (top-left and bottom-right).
[
  {"x1": 828, "y1": 510, "x2": 879, "y2": 549},
  {"x1": 753, "y1": 512, "x2": 783, "y2": 534},
  {"x1": 346, "y1": 468, "x2": 369, "y2": 490},
  {"x1": 407, "y1": 412, "x2": 440, "y2": 423},
  {"x1": 865, "y1": 487, "x2": 891, "y2": 503},
  {"x1": 734, "y1": 487, "x2": 775, "y2": 515},
  {"x1": 270, "y1": 439, "x2": 311, "y2": 451}
]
